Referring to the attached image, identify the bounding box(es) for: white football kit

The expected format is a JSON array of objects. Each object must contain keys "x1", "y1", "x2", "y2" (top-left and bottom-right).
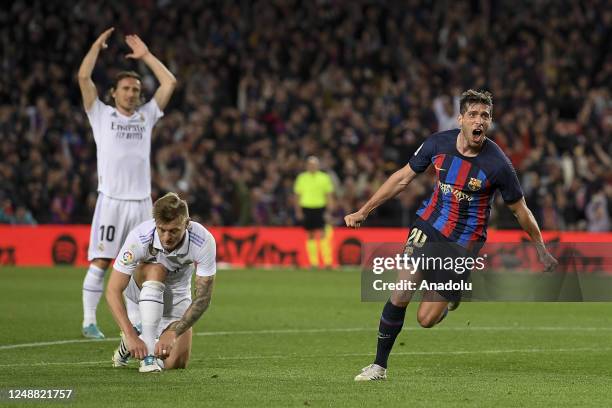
[
  {"x1": 113, "y1": 219, "x2": 217, "y2": 333},
  {"x1": 86, "y1": 98, "x2": 163, "y2": 260}
]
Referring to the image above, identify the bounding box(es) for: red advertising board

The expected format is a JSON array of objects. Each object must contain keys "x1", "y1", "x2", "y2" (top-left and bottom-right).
[{"x1": 0, "y1": 225, "x2": 610, "y2": 269}]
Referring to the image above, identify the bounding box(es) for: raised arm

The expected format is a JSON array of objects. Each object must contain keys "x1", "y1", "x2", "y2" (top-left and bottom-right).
[
  {"x1": 124, "y1": 34, "x2": 177, "y2": 111},
  {"x1": 345, "y1": 163, "x2": 418, "y2": 228},
  {"x1": 78, "y1": 27, "x2": 114, "y2": 111},
  {"x1": 507, "y1": 198, "x2": 558, "y2": 272}
]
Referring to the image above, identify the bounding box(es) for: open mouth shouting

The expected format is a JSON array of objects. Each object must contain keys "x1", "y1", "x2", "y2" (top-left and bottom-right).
[{"x1": 472, "y1": 128, "x2": 484, "y2": 143}]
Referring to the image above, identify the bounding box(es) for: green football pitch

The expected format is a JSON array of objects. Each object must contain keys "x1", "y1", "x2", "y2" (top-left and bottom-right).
[{"x1": 1, "y1": 267, "x2": 611, "y2": 407}]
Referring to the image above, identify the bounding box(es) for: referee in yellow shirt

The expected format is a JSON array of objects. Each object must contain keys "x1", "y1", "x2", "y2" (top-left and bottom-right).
[{"x1": 294, "y1": 156, "x2": 334, "y2": 268}]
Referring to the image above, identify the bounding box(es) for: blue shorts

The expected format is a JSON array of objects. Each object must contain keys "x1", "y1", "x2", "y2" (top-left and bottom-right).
[{"x1": 404, "y1": 217, "x2": 481, "y2": 302}]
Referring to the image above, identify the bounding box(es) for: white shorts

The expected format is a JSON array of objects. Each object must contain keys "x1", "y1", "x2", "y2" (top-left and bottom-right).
[
  {"x1": 124, "y1": 276, "x2": 191, "y2": 335},
  {"x1": 88, "y1": 193, "x2": 153, "y2": 261}
]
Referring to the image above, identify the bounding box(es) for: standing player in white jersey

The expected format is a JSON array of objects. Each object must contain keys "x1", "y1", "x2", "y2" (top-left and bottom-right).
[
  {"x1": 106, "y1": 193, "x2": 216, "y2": 372},
  {"x1": 77, "y1": 28, "x2": 177, "y2": 339}
]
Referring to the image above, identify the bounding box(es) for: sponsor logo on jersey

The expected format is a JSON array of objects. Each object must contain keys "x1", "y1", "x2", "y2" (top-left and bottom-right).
[
  {"x1": 110, "y1": 122, "x2": 145, "y2": 140},
  {"x1": 438, "y1": 181, "x2": 473, "y2": 202}
]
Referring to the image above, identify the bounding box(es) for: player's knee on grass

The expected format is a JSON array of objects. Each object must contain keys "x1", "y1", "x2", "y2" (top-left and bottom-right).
[
  {"x1": 135, "y1": 263, "x2": 168, "y2": 286},
  {"x1": 164, "y1": 328, "x2": 192, "y2": 370},
  {"x1": 165, "y1": 352, "x2": 190, "y2": 369}
]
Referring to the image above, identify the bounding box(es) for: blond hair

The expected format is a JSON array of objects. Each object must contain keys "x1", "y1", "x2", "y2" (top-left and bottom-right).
[{"x1": 153, "y1": 192, "x2": 189, "y2": 224}]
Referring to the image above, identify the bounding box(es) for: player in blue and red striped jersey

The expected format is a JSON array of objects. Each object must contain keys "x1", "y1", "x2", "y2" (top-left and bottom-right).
[{"x1": 345, "y1": 89, "x2": 558, "y2": 381}]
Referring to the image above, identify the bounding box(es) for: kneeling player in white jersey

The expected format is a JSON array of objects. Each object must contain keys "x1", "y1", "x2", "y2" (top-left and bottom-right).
[
  {"x1": 105, "y1": 193, "x2": 216, "y2": 373},
  {"x1": 78, "y1": 27, "x2": 177, "y2": 339}
]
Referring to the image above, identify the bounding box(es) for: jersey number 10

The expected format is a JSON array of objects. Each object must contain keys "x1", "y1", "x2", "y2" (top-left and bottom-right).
[{"x1": 99, "y1": 225, "x2": 116, "y2": 242}]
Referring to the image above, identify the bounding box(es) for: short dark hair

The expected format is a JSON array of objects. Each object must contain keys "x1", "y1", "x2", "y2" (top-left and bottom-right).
[
  {"x1": 153, "y1": 192, "x2": 189, "y2": 224},
  {"x1": 459, "y1": 89, "x2": 493, "y2": 115},
  {"x1": 112, "y1": 71, "x2": 141, "y2": 90}
]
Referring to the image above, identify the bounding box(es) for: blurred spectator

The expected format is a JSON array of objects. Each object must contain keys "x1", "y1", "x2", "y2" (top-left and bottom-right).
[
  {"x1": 0, "y1": 199, "x2": 15, "y2": 223},
  {"x1": 1, "y1": 0, "x2": 610, "y2": 231},
  {"x1": 433, "y1": 94, "x2": 460, "y2": 132},
  {"x1": 13, "y1": 205, "x2": 37, "y2": 225},
  {"x1": 586, "y1": 185, "x2": 611, "y2": 232},
  {"x1": 49, "y1": 181, "x2": 75, "y2": 224}
]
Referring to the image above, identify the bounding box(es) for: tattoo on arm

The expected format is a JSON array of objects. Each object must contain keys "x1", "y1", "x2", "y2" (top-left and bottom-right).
[{"x1": 168, "y1": 276, "x2": 214, "y2": 336}]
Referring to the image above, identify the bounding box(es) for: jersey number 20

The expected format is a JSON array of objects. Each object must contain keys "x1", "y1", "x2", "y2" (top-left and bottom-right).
[{"x1": 407, "y1": 227, "x2": 427, "y2": 247}]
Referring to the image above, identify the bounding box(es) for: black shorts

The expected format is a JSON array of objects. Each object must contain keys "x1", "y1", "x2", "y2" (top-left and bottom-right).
[
  {"x1": 404, "y1": 217, "x2": 481, "y2": 302},
  {"x1": 302, "y1": 207, "x2": 325, "y2": 231}
]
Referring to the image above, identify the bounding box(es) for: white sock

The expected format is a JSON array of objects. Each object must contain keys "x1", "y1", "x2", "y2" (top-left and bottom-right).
[
  {"x1": 139, "y1": 281, "x2": 165, "y2": 356},
  {"x1": 82, "y1": 264, "x2": 106, "y2": 326},
  {"x1": 124, "y1": 293, "x2": 142, "y2": 329}
]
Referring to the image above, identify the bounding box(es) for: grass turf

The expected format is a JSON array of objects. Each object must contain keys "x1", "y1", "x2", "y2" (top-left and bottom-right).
[{"x1": 1, "y1": 267, "x2": 611, "y2": 407}]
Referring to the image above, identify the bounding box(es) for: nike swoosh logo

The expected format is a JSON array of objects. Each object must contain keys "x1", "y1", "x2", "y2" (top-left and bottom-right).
[{"x1": 434, "y1": 166, "x2": 446, "y2": 172}]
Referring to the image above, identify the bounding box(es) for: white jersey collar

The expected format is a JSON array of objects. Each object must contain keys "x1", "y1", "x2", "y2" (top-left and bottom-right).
[{"x1": 111, "y1": 107, "x2": 144, "y2": 121}]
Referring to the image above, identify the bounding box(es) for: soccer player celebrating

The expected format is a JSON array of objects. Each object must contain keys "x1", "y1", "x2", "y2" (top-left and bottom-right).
[
  {"x1": 77, "y1": 28, "x2": 176, "y2": 339},
  {"x1": 345, "y1": 90, "x2": 558, "y2": 381},
  {"x1": 105, "y1": 193, "x2": 216, "y2": 373}
]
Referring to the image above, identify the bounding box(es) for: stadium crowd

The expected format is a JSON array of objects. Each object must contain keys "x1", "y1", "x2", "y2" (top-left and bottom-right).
[{"x1": 1, "y1": 0, "x2": 610, "y2": 231}]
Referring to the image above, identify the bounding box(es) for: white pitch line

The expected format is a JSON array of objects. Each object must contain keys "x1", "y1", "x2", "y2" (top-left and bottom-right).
[
  {"x1": 214, "y1": 347, "x2": 612, "y2": 360},
  {"x1": 192, "y1": 326, "x2": 612, "y2": 336},
  {"x1": 0, "y1": 360, "x2": 109, "y2": 368},
  {"x1": 194, "y1": 327, "x2": 371, "y2": 336},
  {"x1": 0, "y1": 338, "x2": 120, "y2": 350},
  {"x1": 341, "y1": 347, "x2": 612, "y2": 358},
  {"x1": 1, "y1": 326, "x2": 611, "y2": 351},
  {"x1": 0, "y1": 328, "x2": 372, "y2": 350},
  {"x1": 0, "y1": 347, "x2": 610, "y2": 368}
]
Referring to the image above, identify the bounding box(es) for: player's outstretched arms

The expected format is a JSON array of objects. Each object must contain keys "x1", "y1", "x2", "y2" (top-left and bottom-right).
[
  {"x1": 124, "y1": 34, "x2": 177, "y2": 110},
  {"x1": 78, "y1": 27, "x2": 114, "y2": 111},
  {"x1": 105, "y1": 269, "x2": 148, "y2": 359},
  {"x1": 165, "y1": 275, "x2": 215, "y2": 338},
  {"x1": 507, "y1": 198, "x2": 559, "y2": 272},
  {"x1": 344, "y1": 164, "x2": 418, "y2": 229}
]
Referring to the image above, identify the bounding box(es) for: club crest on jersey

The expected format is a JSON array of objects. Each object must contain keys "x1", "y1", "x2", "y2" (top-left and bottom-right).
[
  {"x1": 139, "y1": 113, "x2": 145, "y2": 122},
  {"x1": 119, "y1": 250, "x2": 135, "y2": 266},
  {"x1": 468, "y1": 177, "x2": 482, "y2": 191},
  {"x1": 97, "y1": 242, "x2": 105, "y2": 252}
]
